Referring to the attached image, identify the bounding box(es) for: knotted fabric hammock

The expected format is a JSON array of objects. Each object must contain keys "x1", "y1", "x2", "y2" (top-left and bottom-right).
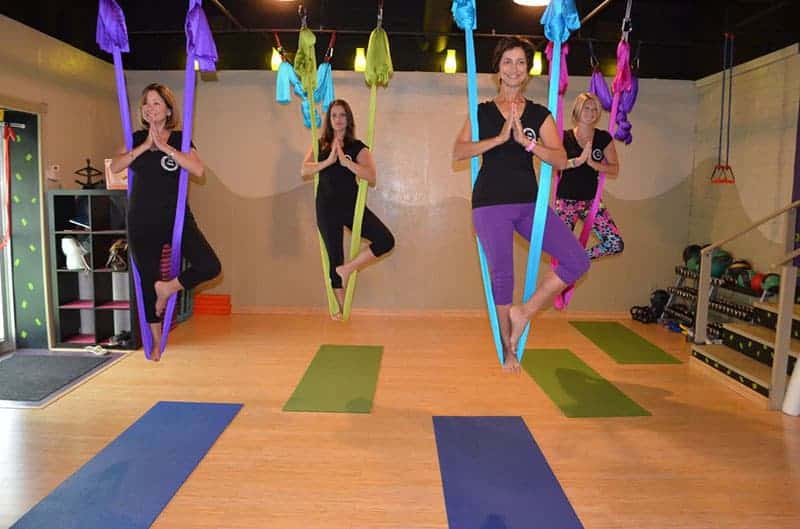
[{"x1": 97, "y1": 0, "x2": 218, "y2": 357}]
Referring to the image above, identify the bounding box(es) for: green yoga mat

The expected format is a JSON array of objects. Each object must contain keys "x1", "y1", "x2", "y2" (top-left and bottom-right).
[
  {"x1": 283, "y1": 344, "x2": 383, "y2": 413},
  {"x1": 569, "y1": 321, "x2": 680, "y2": 364},
  {"x1": 522, "y1": 349, "x2": 650, "y2": 418}
]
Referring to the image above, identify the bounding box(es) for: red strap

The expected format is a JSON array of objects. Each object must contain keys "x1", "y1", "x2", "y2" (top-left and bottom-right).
[
  {"x1": 0, "y1": 125, "x2": 13, "y2": 251},
  {"x1": 324, "y1": 31, "x2": 337, "y2": 63},
  {"x1": 273, "y1": 32, "x2": 287, "y2": 61},
  {"x1": 3, "y1": 124, "x2": 16, "y2": 142}
]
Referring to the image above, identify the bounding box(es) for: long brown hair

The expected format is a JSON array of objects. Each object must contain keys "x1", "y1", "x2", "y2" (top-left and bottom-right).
[
  {"x1": 320, "y1": 99, "x2": 356, "y2": 151},
  {"x1": 139, "y1": 83, "x2": 179, "y2": 130}
]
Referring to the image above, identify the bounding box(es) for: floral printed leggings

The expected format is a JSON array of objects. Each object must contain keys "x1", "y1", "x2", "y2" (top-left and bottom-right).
[{"x1": 555, "y1": 198, "x2": 624, "y2": 260}]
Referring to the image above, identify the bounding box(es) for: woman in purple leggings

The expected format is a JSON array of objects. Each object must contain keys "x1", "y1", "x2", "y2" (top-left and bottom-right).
[{"x1": 452, "y1": 37, "x2": 590, "y2": 371}]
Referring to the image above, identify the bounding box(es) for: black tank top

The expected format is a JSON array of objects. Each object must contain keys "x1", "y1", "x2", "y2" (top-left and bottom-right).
[
  {"x1": 316, "y1": 139, "x2": 368, "y2": 205},
  {"x1": 556, "y1": 128, "x2": 613, "y2": 201},
  {"x1": 128, "y1": 130, "x2": 194, "y2": 228},
  {"x1": 471, "y1": 100, "x2": 551, "y2": 209}
]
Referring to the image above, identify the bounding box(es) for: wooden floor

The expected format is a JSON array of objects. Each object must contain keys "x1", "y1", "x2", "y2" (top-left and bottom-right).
[{"x1": 3, "y1": 313, "x2": 800, "y2": 528}]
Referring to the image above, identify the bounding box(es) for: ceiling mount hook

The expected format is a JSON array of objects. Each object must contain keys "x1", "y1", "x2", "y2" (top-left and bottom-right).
[
  {"x1": 621, "y1": 0, "x2": 633, "y2": 42},
  {"x1": 298, "y1": 4, "x2": 308, "y2": 29}
]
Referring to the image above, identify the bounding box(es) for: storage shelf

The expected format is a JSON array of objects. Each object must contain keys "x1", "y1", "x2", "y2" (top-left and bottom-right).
[
  {"x1": 60, "y1": 300, "x2": 94, "y2": 309},
  {"x1": 62, "y1": 334, "x2": 96, "y2": 345},
  {"x1": 96, "y1": 301, "x2": 130, "y2": 310},
  {"x1": 48, "y1": 190, "x2": 141, "y2": 351}
]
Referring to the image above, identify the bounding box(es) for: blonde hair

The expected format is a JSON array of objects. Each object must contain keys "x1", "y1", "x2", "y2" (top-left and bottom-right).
[{"x1": 571, "y1": 92, "x2": 602, "y2": 126}]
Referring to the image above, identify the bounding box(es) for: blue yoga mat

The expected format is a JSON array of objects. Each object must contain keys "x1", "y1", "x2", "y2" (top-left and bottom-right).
[
  {"x1": 11, "y1": 401, "x2": 242, "y2": 529},
  {"x1": 433, "y1": 416, "x2": 584, "y2": 529}
]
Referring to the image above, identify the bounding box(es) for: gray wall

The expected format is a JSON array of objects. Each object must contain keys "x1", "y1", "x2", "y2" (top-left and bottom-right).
[
  {"x1": 17, "y1": 15, "x2": 790, "y2": 316},
  {"x1": 689, "y1": 45, "x2": 799, "y2": 271},
  {"x1": 125, "y1": 69, "x2": 696, "y2": 313}
]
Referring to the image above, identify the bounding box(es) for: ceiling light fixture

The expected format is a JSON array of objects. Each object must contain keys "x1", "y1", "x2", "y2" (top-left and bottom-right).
[
  {"x1": 270, "y1": 48, "x2": 282, "y2": 71},
  {"x1": 444, "y1": 49, "x2": 457, "y2": 74},
  {"x1": 529, "y1": 51, "x2": 543, "y2": 76},
  {"x1": 354, "y1": 47, "x2": 367, "y2": 72},
  {"x1": 513, "y1": 0, "x2": 550, "y2": 6}
]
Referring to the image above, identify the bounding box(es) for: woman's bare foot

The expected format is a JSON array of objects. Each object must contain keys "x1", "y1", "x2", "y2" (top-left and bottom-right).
[
  {"x1": 503, "y1": 348, "x2": 520, "y2": 373},
  {"x1": 149, "y1": 323, "x2": 162, "y2": 362},
  {"x1": 553, "y1": 291, "x2": 565, "y2": 311},
  {"x1": 150, "y1": 322, "x2": 161, "y2": 362},
  {"x1": 332, "y1": 288, "x2": 345, "y2": 321},
  {"x1": 335, "y1": 265, "x2": 351, "y2": 291},
  {"x1": 150, "y1": 340, "x2": 162, "y2": 362},
  {"x1": 154, "y1": 281, "x2": 172, "y2": 318},
  {"x1": 155, "y1": 279, "x2": 182, "y2": 318},
  {"x1": 509, "y1": 305, "x2": 529, "y2": 354}
]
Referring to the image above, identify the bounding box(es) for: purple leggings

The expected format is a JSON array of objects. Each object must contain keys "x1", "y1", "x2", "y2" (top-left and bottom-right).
[{"x1": 472, "y1": 203, "x2": 590, "y2": 305}]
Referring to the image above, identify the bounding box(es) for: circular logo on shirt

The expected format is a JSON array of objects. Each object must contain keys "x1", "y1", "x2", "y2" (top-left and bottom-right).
[
  {"x1": 591, "y1": 148, "x2": 604, "y2": 162},
  {"x1": 161, "y1": 155, "x2": 179, "y2": 172},
  {"x1": 523, "y1": 127, "x2": 537, "y2": 141}
]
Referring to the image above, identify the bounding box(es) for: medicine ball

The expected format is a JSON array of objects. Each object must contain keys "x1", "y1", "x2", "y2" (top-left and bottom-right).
[{"x1": 762, "y1": 273, "x2": 780, "y2": 295}]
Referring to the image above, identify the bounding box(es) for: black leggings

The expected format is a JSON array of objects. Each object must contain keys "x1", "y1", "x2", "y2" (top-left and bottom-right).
[
  {"x1": 316, "y1": 202, "x2": 394, "y2": 289},
  {"x1": 128, "y1": 212, "x2": 221, "y2": 323}
]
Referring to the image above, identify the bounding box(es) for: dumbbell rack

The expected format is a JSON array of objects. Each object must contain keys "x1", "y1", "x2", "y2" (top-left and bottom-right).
[
  {"x1": 670, "y1": 265, "x2": 798, "y2": 401},
  {"x1": 659, "y1": 267, "x2": 731, "y2": 341},
  {"x1": 666, "y1": 285, "x2": 754, "y2": 322}
]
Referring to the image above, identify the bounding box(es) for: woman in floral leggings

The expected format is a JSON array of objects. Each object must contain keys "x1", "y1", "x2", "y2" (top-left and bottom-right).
[{"x1": 556, "y1": 92, "x2": 624, "y2": 259}]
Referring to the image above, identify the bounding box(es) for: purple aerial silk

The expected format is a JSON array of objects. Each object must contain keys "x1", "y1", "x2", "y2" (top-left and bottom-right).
[
  {"x1": 614, "y1": 75, "x2": 638, "y2": 144},
  {"x1": 590, "y1": 69, "x2": 612, "y2": 109},
  {"x1": 96, "y1": 0, "x2": 155, "y2": 357},
  {"x1": 160, "y1": 0, "x2": 218, "y2": 354},
  {"x1": 588, "y1": 40, "x2": 637, "y2": 144},
  {"x1": 96, "y1": 0, "x2": 129, "y2": 54}
]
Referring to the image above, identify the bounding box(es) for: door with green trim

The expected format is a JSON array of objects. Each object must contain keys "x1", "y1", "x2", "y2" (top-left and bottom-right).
[{"x1": 2, "y1": 108, "x2": 47, "y2": 349}]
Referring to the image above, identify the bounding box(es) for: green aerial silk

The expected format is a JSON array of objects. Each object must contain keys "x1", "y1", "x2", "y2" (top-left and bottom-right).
[
  {"x1": 341, "y1": 26, "x2": 393, "y2": 320},
  {"x1": 294, "y1": 28, "x2": 317, "y2": 95},
  {"x1": 298, "y1": 28, "x2": 340, "y2": 317}
]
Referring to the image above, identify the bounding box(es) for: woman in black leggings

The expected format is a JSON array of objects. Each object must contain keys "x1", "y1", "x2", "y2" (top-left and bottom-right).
[
  {"x1": 301, "y1": 99, "x2": 394, "y2": 319},
  {"x1": 110, "y1": 83, "x2": 221, "y2": 360}
]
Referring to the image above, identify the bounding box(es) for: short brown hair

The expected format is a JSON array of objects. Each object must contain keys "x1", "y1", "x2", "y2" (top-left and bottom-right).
[
  {"x1": 139, "y1": 83, "x2": 179, "y2": 130},
  {"x1": 491, "y1": 36, "x2": 535, "y2": 72}
]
